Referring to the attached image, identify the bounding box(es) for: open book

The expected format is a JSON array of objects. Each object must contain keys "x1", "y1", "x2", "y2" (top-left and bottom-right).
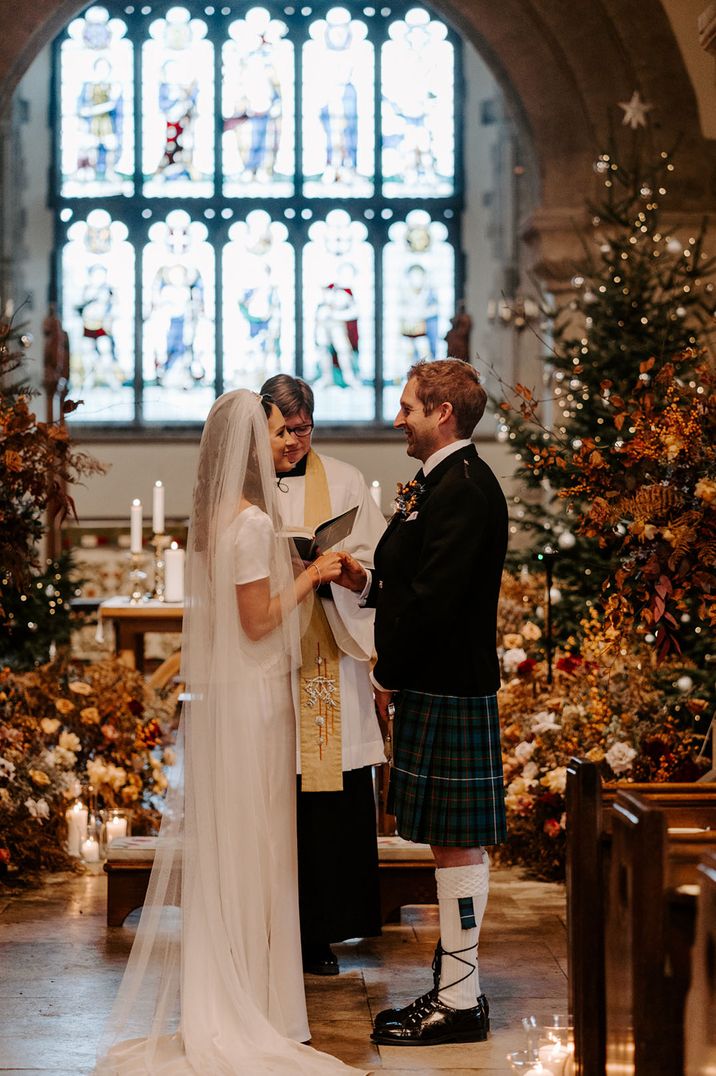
[{"x1": 284, "y1": 504, "x2": 359, "y2": 562}]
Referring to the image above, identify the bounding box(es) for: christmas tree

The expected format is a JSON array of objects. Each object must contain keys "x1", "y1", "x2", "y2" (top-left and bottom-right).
[
  {"x1": 496, "y1": 143, "x2": 715, "y2": 636},
  {"x1": 0, "y1": 314, "x2": 102, "y2": 668}
]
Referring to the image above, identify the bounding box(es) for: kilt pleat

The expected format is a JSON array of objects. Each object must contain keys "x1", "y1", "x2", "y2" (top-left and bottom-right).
[{"x1": 387, "y1": 689, "x2": 507, "y2": 848}]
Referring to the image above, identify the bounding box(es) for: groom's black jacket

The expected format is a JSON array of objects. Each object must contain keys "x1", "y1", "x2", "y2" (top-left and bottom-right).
[{"x1": 368, "y1": 444, "x2": 507, "y2": 696}]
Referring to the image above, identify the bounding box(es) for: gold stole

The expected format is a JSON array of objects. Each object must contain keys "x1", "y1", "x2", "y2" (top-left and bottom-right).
[{"x1": 299, "y1": 451, "x2": 343, "y2": 791}]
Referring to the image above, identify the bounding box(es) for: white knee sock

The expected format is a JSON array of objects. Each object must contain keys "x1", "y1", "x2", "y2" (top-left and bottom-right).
[{"x1": 435, "y1": 861, "x2": 489, "y2": 1010}]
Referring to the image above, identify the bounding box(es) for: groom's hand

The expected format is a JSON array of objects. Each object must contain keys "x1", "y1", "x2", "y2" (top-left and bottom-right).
[{"x1": 335, "y1": 552, "x2": 368, "y2": 593}]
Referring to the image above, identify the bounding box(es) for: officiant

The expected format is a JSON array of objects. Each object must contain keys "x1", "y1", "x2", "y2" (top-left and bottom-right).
[{"x1": 261, "y1": 374, "x2": 387, "y2": 976}]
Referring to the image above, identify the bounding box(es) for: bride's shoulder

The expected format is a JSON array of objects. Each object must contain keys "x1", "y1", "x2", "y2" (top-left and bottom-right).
[{"x1": 234, "y1": 500, "x2": 273, "y2": 534}]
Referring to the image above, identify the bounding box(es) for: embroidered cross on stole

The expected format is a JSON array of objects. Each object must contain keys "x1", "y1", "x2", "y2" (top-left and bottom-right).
[{"x1": 299, "y1": 451, "x2": 343, "y2": 792}]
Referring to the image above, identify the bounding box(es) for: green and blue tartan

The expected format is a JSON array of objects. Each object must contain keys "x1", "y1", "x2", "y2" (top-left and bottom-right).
[{"x1": 387, "y1": 689, "x2": 507, "y2": 848}]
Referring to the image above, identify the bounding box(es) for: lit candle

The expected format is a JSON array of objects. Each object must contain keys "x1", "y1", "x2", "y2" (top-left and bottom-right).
[
  {"x1": 152, "y1": 481, "x2": 165, "y2": 535},
  {"x1": 81, "y1": 835, "x2": 100, "y2": 863},
  {"x1": 130, "y1": 499, "x2": 143, "y2": 554},
  {"x1": 538, "y1": 1043, "x2": 568, "y2": 1072},
  {"x1": 370, "y1": 480, "x2": 382, "y2": 510},
  {"x1": 106, "y1": 812, "x2": 128, "y2": 845},
  {"x1": 164, "y1": 542, "x2": 185, "y2": 603},
  {"x1": 66, "y1": 801, "x2": 88, "y2": 857}
]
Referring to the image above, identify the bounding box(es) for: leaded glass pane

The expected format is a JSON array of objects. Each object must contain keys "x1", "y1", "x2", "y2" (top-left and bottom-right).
[
  {"x1": 63, "y1": 210, "x2": 135, "y2": 422},
  {"x1": 382, "y1": 210, "x2": 454, "y2": 419},
  {"x1": 222, "y1": 10, "x2": 294, "y2": 198},
  {"x1": 222, "y1": 212, "x2": 295, "y2": 389},
  {"x1": 142, "y1": 8, "x2": 214, "y2": 198},
  {"x1": 302, "y1": 8, "x2": 374, "y2": 198},
  {"x1": 303, "y1": 210, "x2": 374, "y2": 421},
  {"x1": 381, "y1": 8, "x2": 454, "y2": 198},
  {"x1": 60, "y1": 7, "x2": 133, "y2": 197},
  {"x1": 142, "y1": 211, "x2": 215, "y2": 421}
]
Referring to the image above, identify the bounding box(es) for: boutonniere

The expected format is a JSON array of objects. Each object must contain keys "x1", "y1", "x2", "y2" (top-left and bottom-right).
[{"x1": 394, "y1": 478, "x2": 426, "y2": 518}]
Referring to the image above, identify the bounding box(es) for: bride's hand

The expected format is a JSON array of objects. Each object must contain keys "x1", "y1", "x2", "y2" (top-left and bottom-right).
[{"x1": 309, "y1": 551, "x2": 343, "y2": 587}]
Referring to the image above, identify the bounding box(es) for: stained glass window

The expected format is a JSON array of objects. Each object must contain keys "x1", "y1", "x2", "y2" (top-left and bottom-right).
[
  {"x1": 382, "y1": 9, "x2": 454, "y2": 198},
  {"x1": 223, "y1": 212, "x2": 295, "y2": 387},
  {"x1": 53, "y1": 3, "x2": 462, "y2": 428},
  {"x1": 142, "y1": 211, "x2": 216, "y2": 421},
  {"x1": 60, "y1": 9, "x2": 133, "y2": 197},
  {"x1": 302, "y1": 10, "x2": 374, "y2": 199},
  {"x1": 382, "y1": 210, "x2": 454, "y2": 418},
  {"x1": 303, "y1": 211, "x2": 375, "y2": 421},
  {"x1": 62, "y1": 209, "x2": 135, "y2": 422},
  {"x1": 222, "y1": 11, "x2": 294, "y2": 198}
]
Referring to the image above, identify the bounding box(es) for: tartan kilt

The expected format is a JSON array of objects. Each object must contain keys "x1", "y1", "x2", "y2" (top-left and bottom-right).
[{"x1": 387, "y1": 689, "x2": 507, "y2": 848}]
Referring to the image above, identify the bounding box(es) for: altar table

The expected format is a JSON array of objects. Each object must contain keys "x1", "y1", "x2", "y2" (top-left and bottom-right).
[{"x1": 99, "y1": 597, "x2": 183, "y2": 672}]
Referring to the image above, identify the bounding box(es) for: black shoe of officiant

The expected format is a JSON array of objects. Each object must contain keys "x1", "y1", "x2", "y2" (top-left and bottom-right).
[
  {"x1": 302, "y1": 944, "x2": 340, "y2": 976},
  {"x1": 370, "y1": 993, "x2": 489, "y2": 1046},
  {"x1": 373, "y1": 939, "x2": 490, "y2": 1031}
]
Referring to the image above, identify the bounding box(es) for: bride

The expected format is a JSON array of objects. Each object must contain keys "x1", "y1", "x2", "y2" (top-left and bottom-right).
[{"x1": 97, "y1": 390, "x2": 365, "y2": 1074}]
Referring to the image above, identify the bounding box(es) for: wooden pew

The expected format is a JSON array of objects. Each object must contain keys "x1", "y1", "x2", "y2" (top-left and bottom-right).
[
  {"x1": 684, "y1": 851, "x2": 716, "y2": 1076},
  {"x1": 566, "y1": 759, "x2": 716, "y2": 1075},
  {"x1": 604, "y1": 790, "x2": 716, "y2": 1075}
]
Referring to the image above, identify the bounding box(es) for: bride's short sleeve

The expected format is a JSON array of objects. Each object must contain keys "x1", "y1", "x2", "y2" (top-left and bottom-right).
[{"x1": 233, "y1": 507, "x2": 275, "y2": 585}]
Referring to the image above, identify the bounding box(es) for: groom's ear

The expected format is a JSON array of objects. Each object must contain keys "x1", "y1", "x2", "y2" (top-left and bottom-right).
[{"x1": 436, "y1": 400, "x2": 454, "y2": 427}]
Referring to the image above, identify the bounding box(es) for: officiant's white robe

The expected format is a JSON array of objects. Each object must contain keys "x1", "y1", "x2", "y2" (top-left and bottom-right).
[{"x1": 277, "y1": 453, "x2": 387, "y2": 772}]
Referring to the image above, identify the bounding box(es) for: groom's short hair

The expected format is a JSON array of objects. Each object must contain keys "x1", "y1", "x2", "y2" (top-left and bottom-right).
[
  {"x1": 260, "y1": 374, "x2": 314, "y2": 419},
  {"x1": 408, "y1": 358, "x2": 487, "y2": 438}
]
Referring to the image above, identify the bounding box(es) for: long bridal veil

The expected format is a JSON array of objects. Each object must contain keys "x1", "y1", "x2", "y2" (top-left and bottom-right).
[{"x1": 97, "y1": 391, "x2": 364, "y2": 1074}]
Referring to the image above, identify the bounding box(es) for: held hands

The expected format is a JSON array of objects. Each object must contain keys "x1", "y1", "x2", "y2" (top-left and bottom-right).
[
  {"x1": 309, "y1": 551, "x2": 343, "y2": 588},
  {"x1": 334, "y1": 551, "x2": 369, "y2": 593}
]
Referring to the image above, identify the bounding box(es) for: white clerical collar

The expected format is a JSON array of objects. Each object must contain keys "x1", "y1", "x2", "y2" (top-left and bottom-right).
[{"x1": 422, "y1": 439, "x2": 472, "y2": 477}]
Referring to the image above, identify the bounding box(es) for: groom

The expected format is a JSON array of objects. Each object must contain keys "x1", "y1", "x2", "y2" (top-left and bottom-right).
[{"x1": 339, "y1": 358, "x2": 508, "y2": 1046}]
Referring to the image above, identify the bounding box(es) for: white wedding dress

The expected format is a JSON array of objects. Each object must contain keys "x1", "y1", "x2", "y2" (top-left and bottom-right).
[{"x1": 96, "y1": 391, "x2": 364, "y2": 1075}]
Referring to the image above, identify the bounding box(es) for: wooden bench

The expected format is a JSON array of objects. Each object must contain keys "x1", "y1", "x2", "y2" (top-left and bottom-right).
[
  {"x1": 684, "y1": 851, "x2": 716, "y2": 1076},
  {"x1": 604, "y1": 790, "x2": 716, "y2": 1076},
  {"x1": 566, "y1": 759, "x2": 716, "y2": 1076},
  {"x1": 105, "y1": 835, "x2": 436, "y2": 928}
]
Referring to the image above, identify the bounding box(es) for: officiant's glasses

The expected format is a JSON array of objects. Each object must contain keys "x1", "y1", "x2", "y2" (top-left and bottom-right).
[{"x1": 286, "y1": 421, "x2": 314, "y2": 437}]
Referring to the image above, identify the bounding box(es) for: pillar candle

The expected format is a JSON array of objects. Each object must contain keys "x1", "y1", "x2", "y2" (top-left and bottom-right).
[
  {"x1": 130, "y1": 499, "x2": 143, "y2": 554},
  {"x1": 152, "y1": 481, "x2": 165, "y2": 534},
  {"x1": 106, "y1": 813, "x2": 128, "y2": 845},
  {"x1": 164, "y1": 542, "x2": 185, "y2": 603},
  {"x1": 370, "y1": 480, "x2": 382, "y2": 510},
  {"x1": 81, "y1": 835, "x2": 100, "y2": 863},
  {"x1": 66, "y1": 802, "x2": 88, "y2": 857}
]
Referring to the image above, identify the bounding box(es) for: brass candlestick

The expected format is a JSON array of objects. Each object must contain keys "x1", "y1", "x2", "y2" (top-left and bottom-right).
[
  {"x1": 151, "y1": 533, "x2": 172, "y2": 601},
  {"x1": 128, "y1": 552, "x2": 148, "y2": 605}
]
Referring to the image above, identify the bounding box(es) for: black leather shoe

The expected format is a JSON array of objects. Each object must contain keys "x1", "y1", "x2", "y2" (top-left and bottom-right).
[
  {"x1": 302, "y1": 944, "x2": 340, "y2": 976},
  {"x1": 370, "y1": 993, "x2": 489, "y2": 1046},
  {"x1": 374, "y1": 939, "x2": 490, "y2": 1031}
]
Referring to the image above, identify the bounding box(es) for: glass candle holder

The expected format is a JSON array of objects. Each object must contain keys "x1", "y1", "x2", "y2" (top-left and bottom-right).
[{"x1": 105, "y1": 808, "x2": 130, "y2": 847}]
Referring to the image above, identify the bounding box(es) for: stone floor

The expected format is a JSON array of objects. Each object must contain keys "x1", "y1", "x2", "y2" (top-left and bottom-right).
[{"x1": 0, "y1": 867, "x2": 567, "y2": 1074}]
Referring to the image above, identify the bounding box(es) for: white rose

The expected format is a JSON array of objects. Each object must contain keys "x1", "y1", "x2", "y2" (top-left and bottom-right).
[
  {"x1": 507, "y1": 776, "x2": 531, "y2": 797},
  {"x1": 54, "y1": 747, "x2": 77, "y2": 769},
  {"x1": 605, "y1": 742, "x2": 637, "y2": 775},
  {"x1": 522, "y1": 761, "x2": 539, "y2": 782},
  {"x1": 540, "y1": 766, "x2": 567, "y2": 794},
  {"x1": 531, "y1": 711, "x2": 561, "y2": 734},
  {"x1": 503, "y1": 647, "x2": 528, "y2": 675},
  {"x1": 59, "y1": 731, "x2": 81, "y2": 753},
  {"x1": 106, "y1": 764, "x2": 128, "y2": 791},
  {"x1": 0, "y1": 757, "x2": 16, "y2": 782},
  {"x1": 515, "y1": 741, "x2": 536, "y2": 764},
  {"x1": 25, "y1": 797, "x2": 50, "y2": 822},
  {"x1": 87, "y1": 757, "x2": 109, "y2": 789}
]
